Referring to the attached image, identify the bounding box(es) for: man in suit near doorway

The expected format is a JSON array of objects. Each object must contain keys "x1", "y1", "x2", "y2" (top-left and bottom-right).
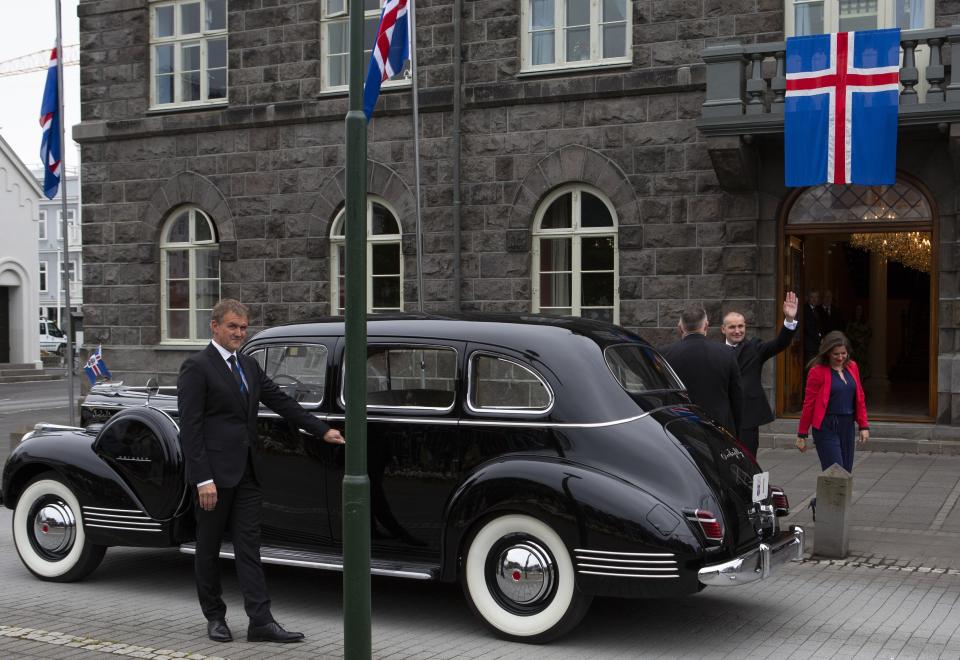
[
  {"x1": 802, "y1": 289, "x2": 823, "y2": 367},
  {"x1": 720, "y1": 292, "x2": 799, "y2": 459},
  {"x1": 660, "y1": 305, "x2": 744, "y2": 439},
  {"x1": 178, "y1": 299, "x2": 345, "y2": 644},
  {"x1": 818, "y1": 289, "x2": 844, "y2": 334}
]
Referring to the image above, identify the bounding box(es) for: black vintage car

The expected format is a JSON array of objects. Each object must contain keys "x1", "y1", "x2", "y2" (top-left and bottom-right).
[{"x1": 2, "y1": 315, "x2": 803, "y2": 642}]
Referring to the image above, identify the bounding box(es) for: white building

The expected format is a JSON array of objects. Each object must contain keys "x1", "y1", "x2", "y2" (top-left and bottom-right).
[
  {"x1": 36, "y1": 172, "x2": 82, "y2": 340},
  {"x1": 0, "y1": 134, "x2": 42, "y2": 367}
]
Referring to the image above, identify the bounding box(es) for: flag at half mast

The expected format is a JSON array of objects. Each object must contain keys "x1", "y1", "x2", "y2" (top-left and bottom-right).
[
  {"x1": 363, "y1": 0, "x2": 410, "y2": 119},
  {"x1": 39, "y1": 46, "x2": 62, "y2": 200},
  {"x1": 785, "y1": 28, "x2": 900, "y2": 187}
]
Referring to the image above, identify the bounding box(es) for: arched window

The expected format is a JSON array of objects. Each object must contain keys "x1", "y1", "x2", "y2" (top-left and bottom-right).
[
  {"x1": 532, "y1": 184, "x2": 618, "y2": 323},
  {"x1": 160, "y1": 207, "x2": 220, "y2": 342},
  {"x1": 330, "y1": 198, "x2": 403, "y2": 314}
]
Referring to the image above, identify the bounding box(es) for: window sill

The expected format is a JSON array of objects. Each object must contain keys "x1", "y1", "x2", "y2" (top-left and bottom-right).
[
  {"x1": 146, "y1": 100, "x2": 229, "y2": 115},
  {"x1": 316, "y1": 79, "x2": 412, "y2": 98},
  {"x1": 156, "y1": 342, "x2": 208, "y2": 350},
  {"x1": 516, "y1": 59, "x2": 633, "y2": 79}
]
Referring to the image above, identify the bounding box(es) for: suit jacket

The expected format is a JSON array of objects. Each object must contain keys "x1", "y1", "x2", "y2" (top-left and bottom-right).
[
  {"x1": 802, "y1": 303, "x2": 822, "y2": 356},
  {"x1": 178, "y1": 343, "x2": 331, "y2": 488},
  {"x1": 797, "y1": 361, "x2": 869, "y2": 437},
  {"x1": 734, "y1": 323, "x2": 797, "y2": 429},
  {"x1": 659, "y1": 333, "x2": 744, "y2": 437},
  {"x1": 817, "y1": 304, "x2": 844, "y2": 335}
]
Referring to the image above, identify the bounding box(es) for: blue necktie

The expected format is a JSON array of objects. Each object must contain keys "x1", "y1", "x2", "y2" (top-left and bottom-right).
[{"x1": 228, "y1": 355, "x2": 247, "y2": 396}]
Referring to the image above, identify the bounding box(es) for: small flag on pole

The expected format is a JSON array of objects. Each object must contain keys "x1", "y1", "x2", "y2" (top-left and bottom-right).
[
  {"x1": 363, "y1": 0, "x2": 410, "y2": 120},
  {"x1": 39, "y1": 46, "x2": 61, "y2": 200},
  {"x1": 84, "y1": 345, "x2": 112, "y2": 385}
]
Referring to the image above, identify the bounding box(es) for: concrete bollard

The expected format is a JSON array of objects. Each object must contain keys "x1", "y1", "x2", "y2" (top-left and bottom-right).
[{"x1": 813, "y1": 464, "x2": 852, "y2": 558}]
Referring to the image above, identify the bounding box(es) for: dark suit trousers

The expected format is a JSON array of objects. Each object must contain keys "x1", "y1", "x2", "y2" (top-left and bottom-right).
[
  {"x1": 740, "y1": 426, "x2": 760, "y2": 459},
  {"x1": 194, "y1": 453, "x2": 272, "y2": 626}
]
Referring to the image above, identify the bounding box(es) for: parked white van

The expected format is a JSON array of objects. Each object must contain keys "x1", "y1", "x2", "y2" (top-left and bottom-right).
[{"x1": 39, "y1": 318, "x2": 67, "y2": 355}]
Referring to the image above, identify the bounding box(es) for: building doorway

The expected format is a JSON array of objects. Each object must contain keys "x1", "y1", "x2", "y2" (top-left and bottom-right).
[
  {"x1": 778, "y1": 180, "x2": 936, "y2": 421},
  {"x1": 0, "y1": 287, "x2": 8, "y2": 363}
]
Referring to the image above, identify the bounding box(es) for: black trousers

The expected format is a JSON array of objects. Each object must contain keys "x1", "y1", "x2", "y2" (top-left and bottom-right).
[
  {"x1": 740, "y1": 426, "x2": 760, "y2": 459},
  {"x1": 194, "y1": 456, "x2": 272, "y2": 625}
]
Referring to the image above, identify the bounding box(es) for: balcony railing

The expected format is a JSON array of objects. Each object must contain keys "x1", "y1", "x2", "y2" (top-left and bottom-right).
[{"x1": 699, "y1": 26, "x2": 960, "y2": 136}]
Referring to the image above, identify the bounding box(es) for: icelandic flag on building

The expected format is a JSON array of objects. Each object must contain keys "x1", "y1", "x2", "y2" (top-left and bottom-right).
[
  {"x1": 39, "y1": 46, "x2": 62, "y2": 200},
  {"x1": 785, "y1": 28, "x2": 900, "y2": 186},
  {"x1": 363, "y1": 0, "x2": 410, "y2": 120},
  {"x1": 84, "y1": 345, "x2": 112, "y2": 385}
]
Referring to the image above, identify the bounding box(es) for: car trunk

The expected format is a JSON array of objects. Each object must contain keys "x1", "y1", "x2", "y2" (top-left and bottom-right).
[{"x1": 661, "y1": 413, "x2": 763, "y2": 554}]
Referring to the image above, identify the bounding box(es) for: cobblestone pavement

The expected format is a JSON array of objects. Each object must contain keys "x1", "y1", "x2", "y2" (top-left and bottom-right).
[{"x1": 0, "y1": 449, "x2": 958, "y2": 659}]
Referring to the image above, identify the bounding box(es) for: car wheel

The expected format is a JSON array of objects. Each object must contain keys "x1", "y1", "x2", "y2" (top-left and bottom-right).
[
  {"x1": 462, "y1": 514, "x2": 592, "y2": 643},
  {"x1": 12, "y1": 475, "x2": 106, "y2": 582}
]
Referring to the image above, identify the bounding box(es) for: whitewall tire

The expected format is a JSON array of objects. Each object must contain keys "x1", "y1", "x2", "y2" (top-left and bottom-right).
[
  {"x1": 12, "y1": 476, "x2": 106, "y2": 582},
  {"x1": 462, "y1": 514, "x2": 592, "y2": 643}
]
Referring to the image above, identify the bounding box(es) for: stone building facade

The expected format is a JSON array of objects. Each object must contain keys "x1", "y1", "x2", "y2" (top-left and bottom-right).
[{"x1": 76, "y1": 0, "x2": 960, "y2": 431}]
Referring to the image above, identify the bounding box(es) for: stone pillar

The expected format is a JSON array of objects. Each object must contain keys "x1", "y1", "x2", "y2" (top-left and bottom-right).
[
  {"x1": 867, "y1": 251, "x2": 888, "y2": 388},
  {"x1": 813, "y1": 464, "x2": 852, "y2": 558}
]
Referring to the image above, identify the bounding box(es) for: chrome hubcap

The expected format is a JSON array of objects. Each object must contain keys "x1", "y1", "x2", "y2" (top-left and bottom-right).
[
  {"x1": 33, "y1": 501, "x2": 76, "y2": 556},
  {"x1": 494, "y1": 541, "x2": 555, "y2": 606}
]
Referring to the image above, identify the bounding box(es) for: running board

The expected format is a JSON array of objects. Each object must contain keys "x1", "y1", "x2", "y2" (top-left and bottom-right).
[{"x1": 179, "y1": 542, "x2": 438, "y2": 580}]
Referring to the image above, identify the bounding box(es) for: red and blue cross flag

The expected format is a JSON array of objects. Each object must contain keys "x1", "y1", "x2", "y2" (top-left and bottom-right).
[
  {"x1": 39, "y1": 46, "x2": 62, "y2": 200},
  {"x1": 363, "y1": 0, "x2": 410, "y2": 120},
  {"x1": 785, "y1": 28, "x2": 900, "y2": 187},
  {"x1": 83, "y1": 345, "x2": 112, "y2": 386}
]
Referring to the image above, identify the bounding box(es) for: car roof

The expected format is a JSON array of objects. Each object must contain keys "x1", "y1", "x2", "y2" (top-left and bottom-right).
[{"x1": 249, "y1": 313, "x2": 651, "y2": 350}]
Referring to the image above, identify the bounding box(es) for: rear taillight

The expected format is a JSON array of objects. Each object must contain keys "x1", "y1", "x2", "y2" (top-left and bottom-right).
[
  {"x1": 689, "y1": 509, "x2": 723, "y2": 542},
  {"x1": 770, "y1": 486, "x2": 790, "y2": 516}
]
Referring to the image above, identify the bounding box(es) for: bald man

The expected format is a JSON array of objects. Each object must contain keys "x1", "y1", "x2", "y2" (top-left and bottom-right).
[{"x1": 720, "y1": 292, "x2": 798, "y2": 459}]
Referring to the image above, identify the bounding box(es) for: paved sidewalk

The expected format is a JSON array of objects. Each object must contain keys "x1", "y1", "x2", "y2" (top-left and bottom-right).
[{"x1": 760, "y1": 449, "x2": 960, "y2": 569}]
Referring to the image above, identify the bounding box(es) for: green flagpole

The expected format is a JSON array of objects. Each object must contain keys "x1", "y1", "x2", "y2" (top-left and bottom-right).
[{"x1": 343, "y1": 0, "x2": 371, "y2": 656}]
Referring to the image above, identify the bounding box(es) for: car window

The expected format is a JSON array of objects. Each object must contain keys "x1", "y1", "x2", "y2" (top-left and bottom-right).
[
  {"x1": 249, "y1": 344, "x2": 327, "y2": 405},
  {"x1": 364, "y1": 346, "x2": 457, "y2": 409},
  {"x1": 469, "y1": 353, "x2": 552, "y2": 412},
  {"x1": 605, "y1": 344, "x2": 684, "y2": 393}
]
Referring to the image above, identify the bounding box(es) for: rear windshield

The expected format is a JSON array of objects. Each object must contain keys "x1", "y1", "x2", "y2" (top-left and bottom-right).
[{"x1": 604, "y1": 344, "x2": 683, "y2": 393}]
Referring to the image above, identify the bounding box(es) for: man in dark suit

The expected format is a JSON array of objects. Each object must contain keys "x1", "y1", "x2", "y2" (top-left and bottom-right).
[
  {"x1": 720, "y1": 292, "x2": 799, "y2": 459},
  {"x1": 178, "y1": 299, "x2": 344, "y2": 644},
  {"x1": 660, "y1": 305, "x2": 744, "y2": 438},
  {"x1": 802, "y1": 289, "x2": 823, "y2": 367},
  {"x1": 817, "y1": 289, "x2": 844, "y2": 334}
]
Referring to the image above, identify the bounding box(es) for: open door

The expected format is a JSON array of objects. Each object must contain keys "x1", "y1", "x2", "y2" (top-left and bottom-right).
[{"x1": 780, "y1": 237, "x2": 804, "y2": 413}]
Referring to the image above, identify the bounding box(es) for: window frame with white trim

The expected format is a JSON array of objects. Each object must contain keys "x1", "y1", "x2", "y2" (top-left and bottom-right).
[
  {"x1": 38, "y1": 210, "x2": 47, "y2": 240},
  {"x1": 329, "y1": 197, "x2": 404, "y2": 315},
  {"x1": 785, "y1": 0, "x2": 933, "y2": 36},
  {"x1": 531, "y1": 183, "x2": 620, "y2": 324},
  {"x1": 520, "y1": 0, "x2": 632, "y2": 74},
  {"x1": 160, "y1": 206, "x2": 221, "y2": 344},
  {"x1": 149, "y1": 0, "x2": 228, "y2": 110},
  {"x1": 38, "y1": 262, "x2": 48, "y2": 293},
  {"x1": 319, "y1": 0, "x2": 411, "y2": 94}
]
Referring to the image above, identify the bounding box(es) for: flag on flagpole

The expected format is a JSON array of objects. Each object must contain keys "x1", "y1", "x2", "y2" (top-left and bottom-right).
[
  {"x1": 83, "y1": 345, "x2": 112, "y2": 385},
  {"x1": 363, "y1": 0, "x2": 410, "y2": 120},
  {"x1": 785, "y1": 28, "x2": 900, "y2": 187},
  {"x1": 39, "y1": 46, "x2": 61, "y2": 199}
]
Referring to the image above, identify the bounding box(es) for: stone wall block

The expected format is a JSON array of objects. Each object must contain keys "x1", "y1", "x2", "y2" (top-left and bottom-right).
[
  {"x1": 645, "y1": 224, "x2": 697, "y2": 248},
  {"x1": 657, "y1": 248, "x2": 702, "y2": 275},
  {"x1": 620, "y1": 300, "x2": 660, "y2": 327},
  {"x1": 644, "y1": 276, "x2": 687, "y2": 299},
  {"x1": 620, "y1": 249, "x2": 656, "y2": 276}
]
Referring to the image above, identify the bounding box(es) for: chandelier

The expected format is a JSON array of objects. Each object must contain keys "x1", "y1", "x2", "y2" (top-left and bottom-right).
[{"x1": 849, "y1": 231, "x2": 932, "y2": 273}]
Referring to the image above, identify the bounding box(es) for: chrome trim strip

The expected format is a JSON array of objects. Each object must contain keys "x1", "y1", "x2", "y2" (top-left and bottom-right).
[
  {"x1": 460, "y1": 413, "x2": 651, "y2": 429},
  {"x1": 85, "y1": 518, "x2": 161, "y2": 527},
  {"x1": 83, "y1": 506, "x2": 146, "y2": 513},
  {"x1": 575, "y1": 558, "x2": 677, "y2": 565},
  {"x1": 33, "y1": 422, "x2": 85, "y2": 432},
  {"x1": 573, "y1": 549, "x2": 675, "y2": 557},
  {"x1": 86, "y1": 524, "x2": 163, "y2": 533},
  {"x1": 578, "y1": 570, "x2": 679, "y2": 578},
  {"x1": 578, "y1": 564, "x2": 677, "y2": 571},
  {"x1": 698, "y1": 525, "x2": 804, "y2": 587},
  {"x1": 81, "y1": 511, "x2": 154, "y2": 520},
  {"x1": 179, "y1": 545, "x2": 433, "y2": 580}
]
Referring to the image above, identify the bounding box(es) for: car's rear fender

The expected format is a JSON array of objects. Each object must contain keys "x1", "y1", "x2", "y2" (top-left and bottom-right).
[{"x1": 441, "y1": 456, "x2": 704, "y2": 595}]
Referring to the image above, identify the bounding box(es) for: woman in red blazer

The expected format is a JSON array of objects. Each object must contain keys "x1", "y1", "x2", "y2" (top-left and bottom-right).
[{"x1": 796, "y1": 331, "x2": 869, "y2": 472}]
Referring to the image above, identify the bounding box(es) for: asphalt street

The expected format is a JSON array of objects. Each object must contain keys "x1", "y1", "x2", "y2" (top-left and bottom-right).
[{"x1": 0, "y1": 382, "x2": 958, "y2": 658}]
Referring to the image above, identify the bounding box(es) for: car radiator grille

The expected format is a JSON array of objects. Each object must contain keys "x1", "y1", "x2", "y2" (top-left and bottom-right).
[
  {"x1": 82, "y1": 506, "x2": 162, "y2": 533},
  {"x1": 574, "y1": 549, "x2": 679, "y2": 579}
]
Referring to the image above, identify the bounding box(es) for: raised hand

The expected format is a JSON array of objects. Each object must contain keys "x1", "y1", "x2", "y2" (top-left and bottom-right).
[{"x1": 783, "y1": 291, "x2": 798, "y2": 322}]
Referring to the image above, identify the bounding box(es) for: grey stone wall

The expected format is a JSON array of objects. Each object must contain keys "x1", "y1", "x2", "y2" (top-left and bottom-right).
[{"x1": 76, "y1": 0, "x2": 799, "y2": 387}]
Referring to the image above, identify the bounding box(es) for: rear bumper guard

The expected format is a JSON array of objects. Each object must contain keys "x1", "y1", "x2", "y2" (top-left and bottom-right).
[{"x1": 698, "y1": 525, "x2": 804, "y2": 587}]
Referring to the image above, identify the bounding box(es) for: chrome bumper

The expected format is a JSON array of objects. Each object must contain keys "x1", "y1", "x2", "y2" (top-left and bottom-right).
[{"x1": 698, "y1": 525, "x2": 804, "y2": 587}]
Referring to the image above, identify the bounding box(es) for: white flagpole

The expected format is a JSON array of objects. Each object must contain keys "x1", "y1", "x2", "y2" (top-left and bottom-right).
[
  {"x1": 55, "y1": 0, "x2": 76, "y2": 425},
  {"x1": 407, "y1": 0, "x2": 424, "y2": 311}
]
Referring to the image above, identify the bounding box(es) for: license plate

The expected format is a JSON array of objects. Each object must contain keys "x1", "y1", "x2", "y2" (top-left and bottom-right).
[{"x1": 752, "y1": 471, "x2": 770, "y2": 503}]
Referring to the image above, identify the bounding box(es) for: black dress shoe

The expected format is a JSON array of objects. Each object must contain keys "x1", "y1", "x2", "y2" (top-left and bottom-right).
[
  {"x1": 207, "y1": 619, "x2": 232, "y2": 643},
  {"x1": 247, "y1": 621, "x2": 304, "y2": 643}
]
